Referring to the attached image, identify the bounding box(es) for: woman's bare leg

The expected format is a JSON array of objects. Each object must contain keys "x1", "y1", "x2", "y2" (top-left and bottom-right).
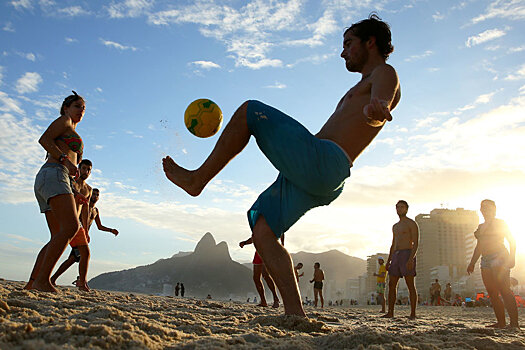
[
  {"x1": 32, "y1": 194, "x2": 79, "y2": 292},
  {"x1": 24, "y1": 211, "x2": 59, "y2": 289},
  {"x1": 253, "y1": 264, "x2": 267, "y2": 306},
  {"x1": 163, "y1": 102, "x2": 251, "y2": 196},
  {"x1": 482, "y1": 268, "x2": 506, "y2": 328},
  {"x1": 262, "y1": 265, "x2": 280, "y2": 308}
]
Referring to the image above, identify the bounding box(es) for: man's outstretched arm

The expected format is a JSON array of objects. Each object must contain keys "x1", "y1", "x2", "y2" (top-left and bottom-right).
[
  {"x1": 365, "y1": 64, "x2": 400, "y2": 127},
  {"x1": 95, "y1": 211, "x2": 118, "y2": 236}
]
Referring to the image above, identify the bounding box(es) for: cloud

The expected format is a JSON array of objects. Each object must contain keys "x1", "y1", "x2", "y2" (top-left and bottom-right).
[
  {"x1": 10, "y1": 0, "x2": 32, "y2": 11},
  {"x1": 94, "y1": 145, "x2": 104, "y2": 150},
  {"x1": 465, "y1": 28, "x2": 506, "y2": 47},
  {"x1": 3, "y1": 22, "x2": 15, "y2": 32},
  {"x1": 15, "y1": 72, "x2": 43, "y2": 94},
  {"x1": 432, "y1": 11, "x2": 444, "y2": 21},
  {"x1": 505, "y1": 64, "x2": 525, "y2": 81},
  {"x1": 471, "y1": 0, "x2": 525, "y2": 24},
  {"x1": 404, "y1": 50, "x2": 433, "y2": 62},
  {"x1": 190, "y1": 61, "x2": 221, "y2": 70},
  {"x1": 147, "y1": 1, "x2": 302, "y2": 69},
  {"x1": 0, "y1": 92, "x2": 25, "y2": 114},
  {"x1": 264, "y1": 81, "x2": 286, "y2": 89},
  {"x1": 57, "y1": 5, "x2": 90, "y2": 17},
  {"x1": 65, "y1": 37, "x2": 78, "y2": 43},
  {"x1": 100, "y1": 39, "x2": 138, "y2": 51},
  {"x1": 107, "y1": 0, "x2": 153, "y2": 18}
]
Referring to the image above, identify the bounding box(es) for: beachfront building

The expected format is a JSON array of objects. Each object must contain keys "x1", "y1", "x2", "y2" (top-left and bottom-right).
[
  {"x1": 345, "y1": 278, "x2": 360, "y2": 301},
  {"x1": 415, "y1": 208, "x2": 479, "y2": 300}
]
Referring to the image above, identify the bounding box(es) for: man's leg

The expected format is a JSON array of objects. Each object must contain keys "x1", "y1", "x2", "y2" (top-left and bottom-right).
[
  {"x1": 379, "y1": 292, "x2": 386, "y2": 313},
  {"x1": 163, "y1": 102, "x2": 251, "y2": 196},
  {"x1": 252, "y1": 216, "x2": 306, "y2": 317},
  {"x1": 314, "y1": 289, "x2": 319, "y2": 307},
  {"x1": 382, "y1": 276, "x2": 400, "y2": 318},
  {"x1": 252, "y1": 264, "x2": 267, "y2": 306},
  {"x1": 262, "y1": 265, "x2": 280, "y2": 308},
  {"x1": 50, "y1": 254, "x2": 76, "y2": 286},
  {"x1": 77, "y1": 245, "x2": 91, "y2": 292},
  {"x1": 405, "y1": 276, "x2": 417, "y2": 319},
  {"x1": 319, "y1": 289, "x2": 324, "y2": 308}
]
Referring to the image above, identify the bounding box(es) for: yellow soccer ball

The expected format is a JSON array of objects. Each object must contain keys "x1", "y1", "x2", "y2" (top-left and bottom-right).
[{"x1": 184, "y1": 98, "x2": 223, "y2": 138}]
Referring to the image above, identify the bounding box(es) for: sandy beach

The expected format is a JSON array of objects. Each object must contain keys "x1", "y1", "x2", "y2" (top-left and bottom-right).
[{"x1": 1, "y1": 280, "x2": 524, "y2": 349}]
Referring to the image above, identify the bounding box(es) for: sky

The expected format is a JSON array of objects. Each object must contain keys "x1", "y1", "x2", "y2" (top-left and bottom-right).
[{"x1": 0, "y1": 0, "x2": 524, "y2": 285}]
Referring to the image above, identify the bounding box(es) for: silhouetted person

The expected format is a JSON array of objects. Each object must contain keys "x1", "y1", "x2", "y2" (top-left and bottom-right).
[
  {"x1": 175, "y1": 282, "x2": 180, "y2": 296},
  {"x1": 467, "y1": 199, "x2": 518, "y2": 328},
  {"x1": 383, "y1": 200, "x2": 419, "y2": 319},
  {"x1": 180, "y1": 283, "x2": 185, "y2": 297}
]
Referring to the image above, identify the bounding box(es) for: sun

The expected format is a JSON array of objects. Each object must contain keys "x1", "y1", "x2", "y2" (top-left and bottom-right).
[{"x1": 488, "y1": 188, "x2": 524, "y2": 257}]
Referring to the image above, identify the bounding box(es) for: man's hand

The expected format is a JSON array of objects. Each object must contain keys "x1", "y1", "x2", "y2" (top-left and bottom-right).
[
  {"x1": 363, "y1": 98, "x2": 392, "y2": 126},
  {"x1": 239, "y1": 241, "x2": 246, "y2": 248},
  {"x1": 385, "y1": 261, "x2": 391, "y2": 270},
  {"x1": 111, "y1": 229, "x2": 119, "y2": 236}
]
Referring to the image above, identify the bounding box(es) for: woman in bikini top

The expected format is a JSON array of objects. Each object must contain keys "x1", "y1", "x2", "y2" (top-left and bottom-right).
[{"x1": 25, "y1": 91, "x2": 87, "y2": 292}]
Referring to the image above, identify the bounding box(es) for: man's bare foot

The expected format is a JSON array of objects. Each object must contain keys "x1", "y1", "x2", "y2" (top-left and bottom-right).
[
  {"x1": 162, "y1": 156, "x2": 203, "y2": 196},
  {"x1": 507, "y1": 323, "x2": 520, "y2": 329},
  {"x1": 257, "y1": 302, "x2": 268, "y2": 307},
  {"x1": 32, "y1": 279, "x2": 58, "y2": 293},
  {"x1": 272, "y1": 299, "x2": 279, "y2": 308},
  {"x1": 23, "y1": 279, "x2": 34, "y2": 290},
  {"x1": 381, "y1": 313, "x2": 393, "y2": 318},
  {"x1": 77, "y1": 281, "x2": 91, "y2": 292},
  {"x1": 486, "y1": 322, "x2": 506, "y2": 328},
  {"x1": 408, "y1": 315, "x2": 416, "y2": 320}
]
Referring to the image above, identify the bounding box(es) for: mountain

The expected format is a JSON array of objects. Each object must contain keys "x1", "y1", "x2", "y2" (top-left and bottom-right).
[
  {"x1": 89, "y1": 232, "x2": 367, "y2": 301},
  {"x1": 89, "y1": 232, "x2": 255, "y2": 299}
]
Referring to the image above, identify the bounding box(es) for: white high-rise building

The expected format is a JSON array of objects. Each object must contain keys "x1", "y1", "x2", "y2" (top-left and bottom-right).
[{"x1": 415, "y1": 208, "x2": 479, "y2": 300}]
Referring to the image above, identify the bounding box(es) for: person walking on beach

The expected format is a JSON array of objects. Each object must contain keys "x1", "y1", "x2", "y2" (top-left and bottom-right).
[
  {"x1": 180, "y1": 283, "x2": 185, "y2": 297},
  {"x1": 175, "y1": 283, "x2": 180, "y2": 296},
  {"x1": 373, "y1": 256, "x2": 387, "y2": 313},
  {"x1": 310, "y1": 262, "x2": 325, "y2": 308},
  {"x1": 443, "y1": 282, "x2": 452, "y2": 304},
  {"x1": 50, "y1": 186, "x2": 119, "y2": 290},
  {"x1": 467, "y1": 199, "x2": 519, "y2": 328},
  {"x1": 383, "y1": 200, "x2": 419, "y2": 319},
  {"x1": 294, "y1": 263, "x2": 304, "y2": 282},
  {"x1": 240, "y1": 237, "x2": 282, "y2": 307},
  {"x1": 163, "y1": 15, "x2": 399, "y2": 316},
  {"x1": 25, "y1": 91, "x2": 87, "y2": 293}
]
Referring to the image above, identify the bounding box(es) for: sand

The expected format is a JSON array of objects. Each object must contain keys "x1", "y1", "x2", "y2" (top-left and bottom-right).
[{"x1": 1, "y1": 280, "x2": 524, "y2": 349}]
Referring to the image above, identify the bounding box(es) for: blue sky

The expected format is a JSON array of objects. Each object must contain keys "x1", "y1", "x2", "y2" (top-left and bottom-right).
[{"x1": 1, "y1": 0, "x2": 524, "y2": 285}]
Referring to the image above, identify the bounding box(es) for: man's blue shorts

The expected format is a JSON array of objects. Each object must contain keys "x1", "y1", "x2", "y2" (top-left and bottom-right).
[{"x1": 246, "y1": 100, "x2": 352, "y2": 238}]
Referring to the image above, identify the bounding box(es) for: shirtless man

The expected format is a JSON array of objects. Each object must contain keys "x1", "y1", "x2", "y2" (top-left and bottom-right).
[
  {"x1": 51, "y1": 187, "x2": 119, "y2": 290},
  {"x1": 163, "y1": 14, "x2": 400, "y2": 317},
  {"x1": 294, "y1": 263, "x2": 304, "y2": 282},
  {"x1": 383, "y1": 200, "x2": 419, "y2": 319},
  {"x1": 310, "y1": 262, "x2": 325, "y2": 308}
]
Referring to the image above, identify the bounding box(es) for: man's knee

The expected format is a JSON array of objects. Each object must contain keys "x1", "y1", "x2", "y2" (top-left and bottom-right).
[{"x1": 252, "y1": 216, "x2": 277, "y2": 247}]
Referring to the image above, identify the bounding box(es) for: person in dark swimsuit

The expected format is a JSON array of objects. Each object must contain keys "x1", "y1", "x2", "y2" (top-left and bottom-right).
[
  {"x1": 25, "y1": 91, "x2": 87, "y2": 293},
  {"x1": 310, "y1": 262, "x2": 325, "y2": 308}
]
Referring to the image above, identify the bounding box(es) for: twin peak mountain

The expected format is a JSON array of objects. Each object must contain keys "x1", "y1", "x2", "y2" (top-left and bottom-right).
[{"x1": 89, "y1": 232, "x2": 365, "y2": 298}]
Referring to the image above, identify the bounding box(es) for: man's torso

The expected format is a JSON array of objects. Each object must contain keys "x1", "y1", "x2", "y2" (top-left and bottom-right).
[
  {"x1": 393, "y1": 218, "x2": 414, "y2": 251},
  {"x1": 316, "y1": 64, "x2": 400, "y2": 162}
]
